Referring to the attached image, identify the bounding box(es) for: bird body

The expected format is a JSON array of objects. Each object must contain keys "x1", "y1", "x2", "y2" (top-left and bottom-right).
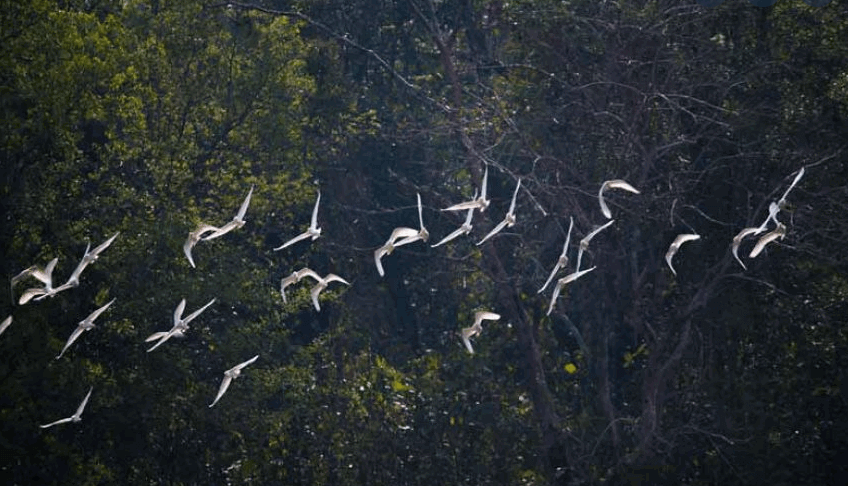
[
  {"x1": 749, "y1": 223, "x2": 786, "y2": 258},
  {"x1": 665, "y1": 234, "x2": 701, "y2": 276}
]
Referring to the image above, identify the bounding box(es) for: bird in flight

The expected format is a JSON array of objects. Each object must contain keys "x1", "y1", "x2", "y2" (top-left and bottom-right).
[
  {"x1": 443, "y1": 166, "x2": 491, "y2": 213},
  {"x1": 0, "y1": 315, "x2": 12, "y2": 336},
  {"x1": 40, "y1": 387, "x2": 93, "y2": 429},
  {"x1": 310, "y1": 273, "x2": 350, "y2": 312},
  {"x1": 280, "y1": 267, "x2": 322, "y2": 304},
  {"x1": 665, "y1": 234, "x2": 701, "y2": 276},
  {"x1": 15, "y1": 257, "x2": 60, "y2": 305},
  {"x1": 146, "y1": 297, "x2": 216, "y2": 352},
  {"x1": 547, "y1": 267, "x2": 596, "y2": 316},
  {"x1": 56, "y1": 299, "x2": 116, "y2": 359},
  {"x1": 54, "y1": 232, "x2": 121, "y2": 294},
  {"x1": 539, "y1": 216, "x2": 574, "y2": 294},
  {"x1": 576, "y1": 220, "x2": 615, "y2": 272},
  {"x1": 477, "y1": 178, "x2": 521, "y2": 246},
  {"x1": 184, "y1": 223, "x2": 221, "y2": 268},
  {"x1": 374, "y1": 227, "x2": 420, "y2": 277},
  {"x1": 209, "y1": 355, "x2": 259, "y2": 408},
  {"x1": 432, "y1": 191, "x2": 477, "y2": 248},
  {"x1": 749, "y1": 222, "x2": 786, "y2": 258},
  {"x1": 394, "y1": 193, "x2": 430, "y2": 248},
  {"x1": 275, "y1": 190, "x2": 322, "y2": 251},
  {"x1": 460, "y1": 310, "x2": 501, "y2": 354},
  {"x1": 204, "y1": 185, "x2": 254, "y2": 240},
  {"x1": 598, "y1": 179, "x2": 640, "y2": 219}
]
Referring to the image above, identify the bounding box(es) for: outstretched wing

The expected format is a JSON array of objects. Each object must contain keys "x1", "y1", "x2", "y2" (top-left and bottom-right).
[{"x1": 209, "y1": 375, "x2": 233, "y2": 408}]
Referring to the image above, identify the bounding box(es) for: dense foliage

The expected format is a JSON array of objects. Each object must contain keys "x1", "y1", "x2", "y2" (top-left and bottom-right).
[{"x1": 1, "y1": 1, "x2": 846, "y2": 484}]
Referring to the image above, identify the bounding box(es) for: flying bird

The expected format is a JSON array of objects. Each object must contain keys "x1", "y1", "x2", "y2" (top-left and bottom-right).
[
  {"x1": 598, "y1": 179, "x2": 640, "y2": 219},
  {"x1": 665, "y1": 234, "x2": 701, "y2": 276},
  {"x1": 0, "y1": 315, "x2": 11, "y2": 336},
  {"x1": 731, "y1": 202, "x2": 781, "y2": 270},
  {"x1": 40, "y1": 387, "x2": 93, "y2": 429},
  {"x1": 204, "y1": 185, "x2": 254, "y2": 240},
  {"x1": 184, "y1": 223, "x2": 221, "y2": 268},
  {"x1": 146, "y1": 298, "x2": 216, "y2": 352},
  {"x1": 749, "y1": 222, "x2": 786, "y2": 258},
  {"x1": 547, "y1": 267, "x2": 596, "y2": 316},
  {"x1": 394, "y1": 193, "x2": 430, "y2": 247},
  {"x1": 209, "y1": 354, "x2": 259, "y2": 408},
  {"x1": 56, "y1": 299, "x2": 115, "y2": 359},
  {"x1": 477, "y1": 178, "x2": 521, "y2": 246},
  {"x1": 539, "y1": 216, "x2": 574, "y2": 294},
  {"x1": 443, "y1": 166, "x2": 490, "y2": 213},
  {"x1": 16, "y1": 257, "x2": 60, "y2": 305},
  {"x1": 374, "y1": 227, "x2": 420, "y2": 277},
  {"x1": 274, "y1": 190, "x2": 322, "y2": 250},
  {"x1": 280, "y1": 267, "x2": 322, "y2": 303},
  {"x1": 432, "y1": 192, "x2": 477, "y2": 248},
  {"x1": 460, "y1": 311, "x2": 501, "y2": 354},
  {"x1": 53, "y1": 232, "x2": 121, "y2": 294},
  {"x1": 310, "y1": 274, "x2": 350, "y2": 312},
  {"x1": 575, "y1": 220, "x2": 615, "y2": 272}
]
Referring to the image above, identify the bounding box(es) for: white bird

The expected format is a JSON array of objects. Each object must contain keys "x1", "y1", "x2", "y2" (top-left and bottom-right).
[
  {"x1": 310, "y1": 274, "x2": 350, "y2": 312},
  {"x1": 56, "y1": 299, "x2": 115, "y2": 359},
  {"x1": 53, "y1": 232, "x2": 121, "y2": 294},
  {"x1": 731, "y1": 202, "x2": 781, "y2": 270},
  {"x1": 432, "y1": 191, "x2": 477, "y2": 248},
  {"x1": 204, "y1": 185, "x2": 254, "y2": 240},
  {"x1": 539, "y1": 217, "x2": 574, "y2": 294},
  {"x1": 274, "y1": 190, "x2": 322, "y2": 250},
  {"x1": 147, "y1": 298, "x2": 216, "y2": 352},
  {"x1": 374, "y1": 227, "x2": 419, "y2": 277},
  {"x1": 749, "y1": 222, "x2": 786, "y2": 258},
  {"x1": 598, "y1": 179, "x2": 640, "y2": 219},
  {"x1": 184, "y1": 223, "x2": 221, "y2": 268},
  {"x1": 209, "y1": 354, "x2": 259, "y2": 408},
  {"x1": 547, "y1": 267, "x2": 596, "y2": 315},
  {"x1": 778, "y1": 166, "x2": 805, "y2": 209},
  {"x1": 477, "y1": 178, "x2": 521, "y2": 245},
  {"x1": 665, "y1": 234, "x2": 701, "y2": 276},
  {"x1": 16, "y1": 257, "x2": 59, "y2": 305},
  {"x1": 0, "y1": 315, "x2": 12, "y2": 336},
  {"x1": 280, "y1": 267, "x2": 322, "y2": 303},
  {"x1": 394, "y1": 193, "x2": 430, "y2": 247},
  {"x1": 575, "y1": 219, "x2": 615, "y2": 272},
  {"x1": 443, "y1": 166, "x2": 490, "y2": 213},
  {"x1": 39, "y1": 387, "x2": 93, "y2": 429},
  {"x1": 460, "y1": 310, "x2": 501, "y2": 354}
]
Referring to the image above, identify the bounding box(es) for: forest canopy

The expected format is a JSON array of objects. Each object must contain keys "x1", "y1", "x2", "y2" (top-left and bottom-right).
[{"x1": 1, "y1": 1, "x2": 847, "y2": 484}]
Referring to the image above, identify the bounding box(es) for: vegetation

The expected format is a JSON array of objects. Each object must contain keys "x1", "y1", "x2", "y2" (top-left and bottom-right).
[{"x1": 1, "y1": 1, "x2": 846, "y2": 484}]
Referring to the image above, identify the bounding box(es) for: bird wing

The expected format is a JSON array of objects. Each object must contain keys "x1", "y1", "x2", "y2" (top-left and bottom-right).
[
  {"x1": 91, "y1": 232, "x2": 120, "y2": 258},
  {"x1": 87, "y1": 299, "x2": 115, "y2": 324},
  {"x1": 74, "y1": 387, "x2": 93, "y2": 419},
  {"x1": 606, "y1": 179, "x2": 641, "y2": 194},
  {"x1": 173, "y1": 299, "x2": 187, "y2": 326},
  {"x1": 182, "y1": 298, "x2": 216, "y2": 326},
  {"x1": 203, "y1": 221, "x2": 237, "y2": 241},
  {"x1": 508, "y1": 178, "x2": 521, "y2": 215},
  {"x1": 374, "y1": 246, "x2": 387, "y2": 277},
  {"x1": 563, "y1": 217, "x2": 575, "y2": 251},
  {"x1": 324, "y1": 274, "x2": 350, "y2": 286},
  {"x1": 183, "y1": 236, "x2": 197, "y2": 268},
  {"x1": 476, "y1": 218, "x2": 508, "y2": 246},
  {"x1": 392, "y1": 234, "x2": 422, "y2": 248},
  {"x1": 431, "y1": 227, "x2": 464, "y2": 247},
  {"x1": 480, "y1": 165, "x2": 489, "y2": 203},
  {"x1": 547, "y1": 280, "x2": 563, "y2": 316},
  {"x1": 460, "y1": 329, "x2": 475, "y2": 354},
  {"x1": 0, "y1": 315, "x2": 11, "y2": 336},
  {"x1": 19, "y1": 287, "x2": 47, "y2": 305},
  {"x1": 475, "y1": 311, "x2": 501, "y2": 326},
  {"x1": 387, "y1": 227, "x2": 418, "y2": 245},
  {"x1": 749, "y1": 225, "x2": 785, "y2": 258},
  {"x1": 296, "y1": 268, "x2": 322, "y2": 283},
  {"x1": 56, "y1": 325, "x2": 87, "y2": 359},
  {"x1": 598, "y1": 182, "x2": 612, "y2": 219},
  {"x1": 562, "y1": 266, "x2": 597, "y2": 285},
  {"x1": 145, "y1": 330, "x2": 169, "y2": 343},
  {"x1": 236, "y1": 185, "x2": 254, "y2": 221},
  {"x1": 40, "y1": 416, "x2": 74, "y2": 429},
  {"x1": 463, "y1": 204, "x2": 476, "y2": 226},
  {"x1": 778, "y1": 166, "x2": 805, "y2": 205},
  {"x1": 11, "y1": 266, "x2": 38, "y2": 288},
  {"x1": 310, "y1": 190, "x2": 321, "y2": 230},
  {"x1": 146, "y1": 332, "x2": 173, "y2": 352},
  {"x1": 273, "y1": 231, "x2": 311, "y2": 251},
  {"x1": 310, "y1": 284, "x2": 323, "y2": 312},
  {"x1": 538, "y1": 261, "x2": 563, "y2": 294},
  {"x1": 417, "y1": 193, "x2": 425, "y2": 229},
  {"x1": 230, "y1": 354, "x2": 259, "y2": 373},
  {"x1": 665, "y1": 245, "x2": 678, "y2": 276},
  {"x1": 209, "y1": 375, "x2": 233, "y2": 408},
  {"x1": 442, "y1": 200, "x2": 480, "y2": 212},
  {"x1": 583, "y1": 219, "x2": 616, "y2": 245}
]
